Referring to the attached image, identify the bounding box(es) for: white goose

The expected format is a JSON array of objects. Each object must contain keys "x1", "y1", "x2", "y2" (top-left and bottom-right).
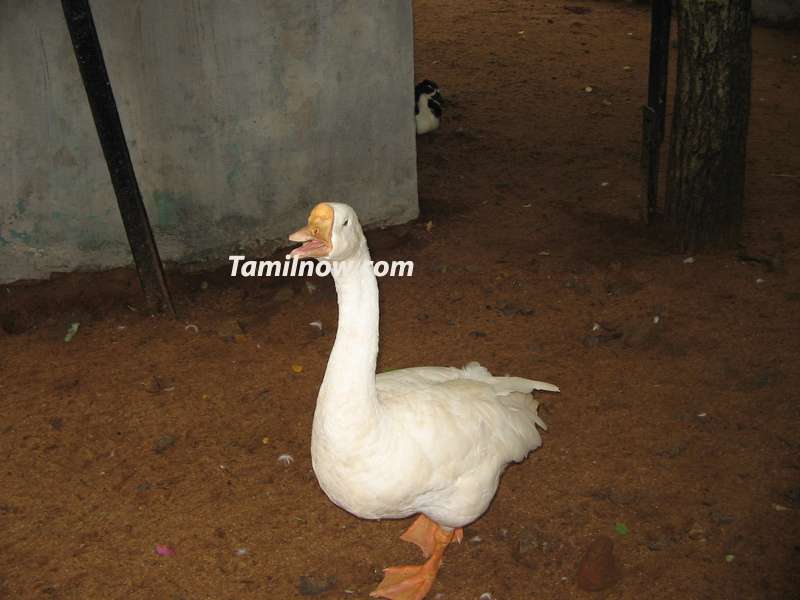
[{"x1": 289, "y1": 203, "x2": 558, "y2": 600}]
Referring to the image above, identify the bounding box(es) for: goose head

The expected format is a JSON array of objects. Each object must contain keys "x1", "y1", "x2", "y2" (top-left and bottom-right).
[
  {"x1": 289, "y1": 202, "x2": 365, "y2": 261},
  {"x1": 414, "y1": 79, "x2": 442, "y2": 109}
]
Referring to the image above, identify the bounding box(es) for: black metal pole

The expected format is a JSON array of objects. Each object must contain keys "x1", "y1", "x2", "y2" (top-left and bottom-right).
[
  {"x1": 641, "y1": 0, "x2": 672, "y2": 224},
  {"x1": 61, "y1": 0, "x2": 175, "y2": 316}
]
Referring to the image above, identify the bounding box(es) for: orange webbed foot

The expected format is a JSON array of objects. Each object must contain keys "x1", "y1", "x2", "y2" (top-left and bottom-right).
[
  {"x1": 399, "y1": 514, "x2": 438, "y2": 557},
  {"x1": 371, "y1": 518, "x2": 458, "y2": 600},
  {"x1": 400, "y1": 514, "x2": 464, "y2": 558},
  {"x1": 370, "y1": 564, "x2": 436, "y2": 600}
]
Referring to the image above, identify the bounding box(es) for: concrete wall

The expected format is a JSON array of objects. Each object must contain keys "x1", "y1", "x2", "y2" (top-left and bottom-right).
[{"x1": 0, "y1": 1, "x2": 418, "y2": 283}]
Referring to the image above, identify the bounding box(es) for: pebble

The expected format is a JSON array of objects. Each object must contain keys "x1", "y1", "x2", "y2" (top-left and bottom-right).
[
  {"x1": 145, "y1": 375, "x2": 168, "y2": 393},
  {"x1": 298, "y1": 575, "x2": 336, "y2": 596},
  {"x1": 500, "y1": 303, "x2": 518, "y2": 317},
  {"x1": 576, "y1": 535, "x2": 620, "y2": 591},
  {"x1": 154, "y1": 435, "x2": 176, "y2": 454},
  {"x1": 710, "y1": 511, "x2": 735, "y2": 525},
  {"x1": 512, "y1": 529, "x2": 558, "y2": 571},
  {"x1": 512, "y1": 537, "x2": 540, "y2": 570},
  {"x1": 219, "y1": 319, "x2": 247, "y2": 342},
  {"x1": 646, "y1": 535, "x2": 673, "y2": 551},
  {"x1": 564, "y1": 5, "x2": 592, "y2": 14},
  {"x1": 687, "y1": 522, "x2": 706, "y2": 541},
  {"x1": 495, "y1": 302, "x2": 535, "y2": 317},
  {"x1": 622, "y1": 318, "x2": 661, "y2": 349},
  {"x1": 656, "y1": 440, "x2": 688, "y2": 458},
  {"x1": 583, "y1": 323, "x2": 622, "y2": 347}
]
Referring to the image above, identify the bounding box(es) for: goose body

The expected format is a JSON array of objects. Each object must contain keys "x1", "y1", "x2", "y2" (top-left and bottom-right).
[
  {"x1": 415, "y1": 80, "x2": 443, "y2": 135},
  {"x1": 288, "y1": 202, "x2": 558, "y2": 599},
  {"x1": 315, "y1": 363, "x2": 555, "y2": 528}
]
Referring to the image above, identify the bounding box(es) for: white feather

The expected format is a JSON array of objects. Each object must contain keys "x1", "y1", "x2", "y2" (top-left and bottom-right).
[{"x1": 415, "y1": 93, "x2": 440, "y2": 134}]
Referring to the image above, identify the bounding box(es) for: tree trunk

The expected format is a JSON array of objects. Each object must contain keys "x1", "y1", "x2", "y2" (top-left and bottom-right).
[{"x1": 665, "y1": 0, "x2": 752, "y2": 252}]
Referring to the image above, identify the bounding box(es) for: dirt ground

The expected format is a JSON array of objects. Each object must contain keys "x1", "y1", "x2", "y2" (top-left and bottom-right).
[{"x1": 2, "y1": 1, "x2": 799, "y2": 598}]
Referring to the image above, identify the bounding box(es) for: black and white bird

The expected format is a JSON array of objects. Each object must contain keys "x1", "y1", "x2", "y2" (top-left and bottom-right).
[{"x1": 414, "y1": 79, "x2": 443, "y2": 135}]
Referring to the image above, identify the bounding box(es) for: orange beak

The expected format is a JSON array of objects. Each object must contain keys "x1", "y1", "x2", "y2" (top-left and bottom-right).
[{"x1": 289, "y1": 203, "x2": 334, "y2": 258}]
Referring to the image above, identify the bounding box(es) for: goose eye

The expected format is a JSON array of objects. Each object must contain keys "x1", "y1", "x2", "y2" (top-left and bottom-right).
[{"x1": 343, "y1": 219, "x2": 350, "y2": 227}]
